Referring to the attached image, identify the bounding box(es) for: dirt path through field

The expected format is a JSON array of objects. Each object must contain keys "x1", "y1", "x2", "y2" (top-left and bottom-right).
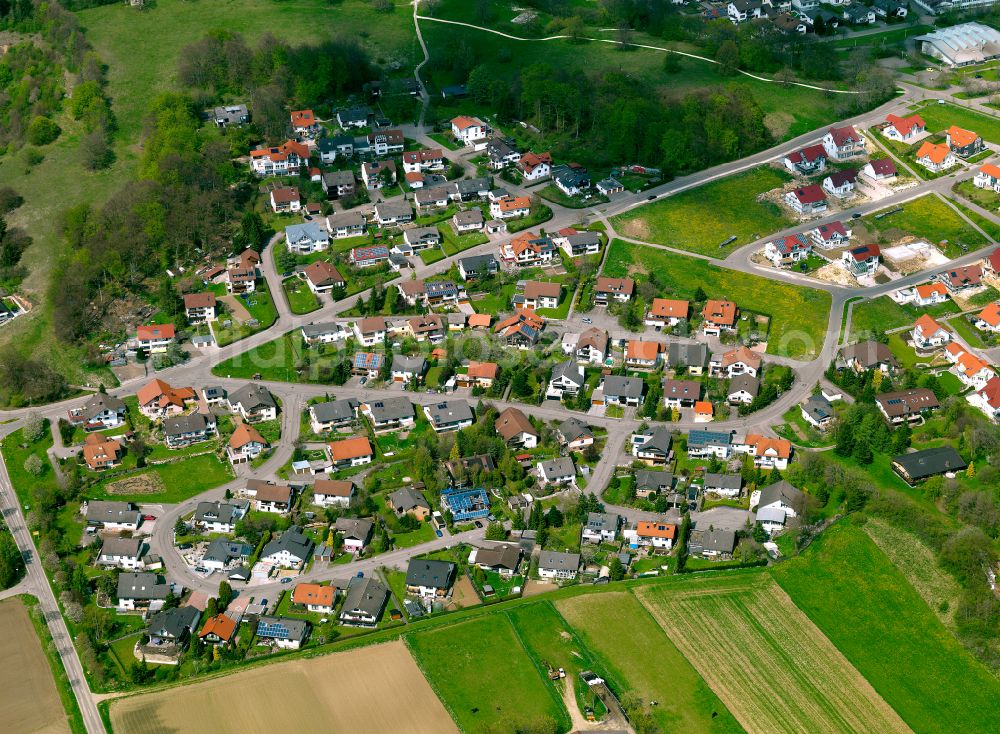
[
  {"x1": 218, "y1": 294, "x2": 251, "y2": 323},
  {"x1": 110, "y1": 640, "x2": 458, "y2": 734}
]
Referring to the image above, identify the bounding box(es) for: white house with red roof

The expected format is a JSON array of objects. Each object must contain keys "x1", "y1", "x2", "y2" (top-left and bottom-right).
[
  {"x1": 861, "y1": 158, "x2": 897, "y2": 181},
  {"x1": 782, "y1": 144, "x2": 827, "y2": 175},
  {"x1": 951, "y1": 349, "x2": 994, "y2": 390},
  {"x1": 881, "y1": 113, "x2": 925, "y2": 142},
  {"x1": 450, "y1": 116, "x2": 489, "y2": 146},
  {"x1": 136, "y1": 324, "x2": 176, "y2": 353},
  {"x1": 402, "y1": 149, "x2": 445, "y2": 173},
  {"x1": 974, "y1": 163, "x2": 1000, "y2": 192},
  {"x1": 912, "y1": 314, "x2": 951, "y2": 350},
  {"x1": 976, "y1": 303, "x2": 1000, "y2": 333},
  {"x1": 822, "y1": 168, "x2": 857, "y2": 198},
  {"x1": 915, "y1": 141, "x2": 956, "y2": 172},
  {"x1": 269, "y1": 186, "x2": 301, "y2": 213},
  {"x1": 784, "y1": 185, "x2": 828, "y2": 215},
  {"x1": 764, "y1": 233, "x2": 812, "y2": 267},
  {"x1": 809, "y1": 220, "x2": 851, "y2": 249},
  {"x1": 518, "y1": 152, "x2": 553, "y2": 181},
  {"x1": 250, "y1": 140, "x2": 309, "y2": 177},
  {"x1": 968, "y1": 375, "x2": 1000, "y2": 421},
  {"x1": 841, "y1": 244, "x2": 880, "y2": 277},
  {"x1": 822, "y1": 125, "x2": 865, "y2": 160},
  {"x1": 983, "y1": 248, "x2": 1000, "y2": 279},
  {"x1": 290, "y1": 109, "x2": 319, "y2": 137},
  {"x1": 913, "y1": 282, "x2": 950, "y2": 307}
]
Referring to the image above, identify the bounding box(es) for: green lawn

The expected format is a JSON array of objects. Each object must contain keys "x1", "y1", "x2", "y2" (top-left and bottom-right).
[
  {"x1": 438, "y1": 224, "x2": 489, "y2": 256},
  {"x1": 953, "y1": 179, "x2": 1000, "y2": 212},
  {"x1": 211, "y1": 283, "x2": 280, "y2": 348},
  {"x1": 556, "y1": 591, "x2": 742, "y2": 734},
  {"x1": 848, "y1": 294, "x2": 959, "y2": 342},
  {"x1": 610, "y1": 167, "x2": 793, "y2": 256},
  {"x1": 407, "y1": 614, "x2": 570, "y2": 734},
  {"x1": 87, "y1": 453, "x2": 234, "y2": 503},
  {"x1": 281, "y1": 278, "x2": 321, "y2": 315},
  {"x1": 505, "y1": 205, "x2": 554, "y2": 234},
  {"x1": 947, "y1": 313, "x2": 989, "y2": 348},
  {"x1": 391, "y1": 519, "x2": 436, "y2": 548},
  {"x1": 951, "y1": 199, "x2": 1000, "y2": 240},
  {"x1": 468, "y1": 284, "x2": 516, "y2": 316},
  {"x1": 603, "y1": 239, "x2": 831, "y2": 359},
  {"x1": 861, "y1": 195, "x2": 986, "y2": 257},
  {"x1": 911, "y1": 100, "x2": 1000, "y2": 146},
  {"x1": 213, "y1": 330, "x2": 347, "y2": 383},
  {"x1": 536, "y1": 184, "x2": 607, "y2": 209},
  {"x1": 1, "y1": 426, "x2": 59, "y2": 507},
  {"x1": 830, "y1": 24, "x2": 932, "y2": 49},
  {"x1": 772, "y1": 522, "x2": 1000, "y2": 734}
]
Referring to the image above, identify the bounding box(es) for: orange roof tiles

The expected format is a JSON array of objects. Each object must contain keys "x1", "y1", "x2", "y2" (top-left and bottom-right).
[
  {"x1": 746, "y1": 434, "x2": 792, "y2": 459},
  {"x1": 199, "y1": 613, "x2": 237, "y2": 642},
  {"x1": 649, "y1": 298, "x2": 689, "y2": 319},
  {"x1": 948, "y1": 125, "x2": 978, "y2": 147},
  {"x1": 467, "y1": 361, "x2": 499, "y2": 379},
  {"x1": 626, "y1": 340, "x2": 661, "y2": 361},
  {"x1": 702, "y1": 299, "x2": 737, "y2": 326},
  {"x1": 636, "y1": 521, "x2": 677, "y2": 540},
  {"x1": 328, "y1": 436, "x2": 372, "y2": 462},
  {"x1": 292, "y1": 583, "x2": 335, "y2": 607},
  {"x1": 979, "y1": 303, "x2": 1000, "y2": 328},
  {"x1": 914, "y1": 313, "x2": 943, "y2": 336},
  {"x1": 136, "y1": 324, "x2": 175, "y2": 341},
  {"x1": 229, "y1": 423, "x2": 266, "y2": 450},
  {"x1": 916, "y1": 141, "x2": 950, "y2": 165},
  {"x1": 915, "y1": 283, "x2": 948, "y2": 300}
]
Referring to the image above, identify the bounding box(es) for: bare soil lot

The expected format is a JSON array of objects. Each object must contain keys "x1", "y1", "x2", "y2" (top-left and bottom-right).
[
  {"x1": 0, "y1": 598, "x2": 70, "y2": 734},
  {"x1": 109, "y1": 640, "x2": 458, "y2": 734}
]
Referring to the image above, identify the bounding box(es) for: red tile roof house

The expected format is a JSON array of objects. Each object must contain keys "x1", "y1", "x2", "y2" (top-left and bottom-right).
[
  {"x1": 402, "y1": 148, "x2": 445, "y2": 173},
  {"x1": 881, "y1": 113, "x2": 925, "y2": 143},
  {"x1": 490, "y1": 195, "x2": 531, "y2": 219},
  {"x1": 227, "y1": 424, "x2": 268, "y2": 465},
  {"x1": 269, "y1": 186, "x2": 301, "y2": 213},
  {"x1": 450, "y1": 115, "x2": 489, "y2": 146},
  {"x1": 975, "y1": 163, "x2": 1000, "y2": 193},
  {"x1": 975, "y1": 302, "x2": 1000, "y2": 333},
  {"x1": 912, "y1": 313, "x2": 951, "y2": 351},
  {"x1": 290, "y1": 109, "x2": 319, "y2": 136},
  {"x1": 939, "y1": 264, "x2": 983, "y2": 294},
  {"x1": 594, "y1": 277, "x2": 634, "y2": 304},
  {"x1": 952, "y1": 350, "x2": 994, "y2": 391},
  {"x1": 518, "y1": 151, "x2": 553, "y2": 181},
  {"x1": 822, "y1": 168, "x2": 857, "y2": 199},
  {"x1": 861, "y1": 158, "x2": 897, "y2": 181},
  {"x1": 713, "y1": 345, "x2": 763, "y2": 378},
  {"x1": 249, "y1": 140, "x2": 309, "y2": 176},
  {"x1": 763, "y1": 234, "x2": 811, "y2": 268},
  {"x1": 136, "y1": 379, "x2": 196, "y2": 420},
  {"x1": 183, "y1": 293, "x2": 216, "y2": 323},
  {"x1": 625, "y1": 340, "x2": 662, "y2": 369},
  {"x1": 303, "y1": 261, "x2": 346, "y2": 294},
  {"x1": 517, "y1": 280, "x2": 561, "y2": 310},
  {"x1": 914, "y1": 141, "x2": 956, "y2": 173},
  {"x1": 984, "y1": 247, "x2": 1000, "y2": 279},
  {"x1": 946, "y1": 125, "x2": 984, "y2": 158},
  {"x1": 135, "y1": 324, "x2": 176, "y2": 353},
  {"x1": 822, "y1": 124, "x2": 865, "y2": 160},
  {"x1": 701, "y1": 299, "x2": 738, "y2": 336},
  {"x1": 841, "y1": 244, "x2": 880, "y2": 278},
  {"x1": 784, "y1": 184, "x2": 828, "y2": 215},
  {"x1": 645, "y1": 298, "x2": 689, "y2": 328},
  {"x1": 968, "y1": 375, "x2": 1000, "y2": 421},
  {"x1": 809, "y1": 220, "x2": 851, "y2": 249},
  {"x1": 327, "y1": 436, "x2": 374, "y2": 469},
  {"x1": 782, "y1": 144, "x2": 827, "y2": 175}
]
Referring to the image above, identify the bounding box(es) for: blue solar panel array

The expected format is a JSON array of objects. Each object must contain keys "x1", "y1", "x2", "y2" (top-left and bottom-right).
[{"x1": 441, "y1": 487, "x2": 490, "y2": 520}]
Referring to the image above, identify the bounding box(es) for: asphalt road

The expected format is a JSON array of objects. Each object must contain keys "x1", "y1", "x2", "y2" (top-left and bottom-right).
[{"x1": 4, "y1": 82, "x2": 1000, "y2": 732}]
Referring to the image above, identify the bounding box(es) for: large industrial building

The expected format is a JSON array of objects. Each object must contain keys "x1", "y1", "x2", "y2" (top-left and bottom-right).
[{"x1": 914, "y1": 22, "x2": 1000, "y2": 66}]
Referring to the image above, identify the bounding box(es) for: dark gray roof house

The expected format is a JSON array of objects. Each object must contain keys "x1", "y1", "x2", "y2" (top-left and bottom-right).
[
  {"x1": 388, "y1": 486, "x2": 430, "y2": 515},
  {"x1": 117, "y1": 572, "x2": 169, "y2": 601},
  {"x1": 757, "y1": 480, "x2": 805, "y2": 512},
  {"x1": 405, "y1": 559, "x2": 455, "y2": 590},
  {"x1": 802, "y1": 394, "x2": 833, "y2": 423},
  {"x1": 474, "y1": 544, "x2": 522, "y2": 572},
  {"x1": 365, "y1": 396, "x2": 414, "y2": 424},
  {"x1": 667, "y1": 342, "x2": 709, "y2": 370},
  {"x1": 162, "y1": 412, "x2": 213, "y2": 438},
  {"x1": 340, "y1": 576, "x2": 389, "y2": 625},
  {"x1": 202, "y1": 538, "x2": 253, "y2": 566},
  {"x1": 85, "y1": 501, "x2": 140, "y2": 527},
  {"x1": 77, "y1": 392, "x2": 126, "y2": 422},
  {"x1": 256, "y1": 616, "x2": 310, "y2": 644},
  {"x1": 261, "y1": 526, "x2": 314, "y2": 563},
  {"x1": 841, "y1": 340, "x2": 898, "y2": 371},
  {"x1": 147, "y1": 605, "x2": 201, "y2": 641},
  {"x1": 335, "y1": 516, "x2": 375, "y2": 543},
  {"x1": 602, "y1": 375, "x2": 645, "y2": 401},
  {"x1": 892, "y1": 447, "x2": 967, "y2": 483},
  {"x1": 703, "y1": 473, "x2": 743, "y2": 493},
  {"x1": 392, "y1": 354, "x2": 427, "y2": 376},
  {"x1": 635, "y1": 469, "x2": 673, "y2": 494},
  {"x1": 557, "y1": 417, "x2": 593, "y2": 444},
  {"x1": 689, "y1": 528, "x2": 738, "y2": 556},
  {"x1": 311, "y1": 398, "x2": 359, "y2": 425},
  {"x1": 538, "y1": 550, "x2": 581, "y2": 573},
  {"x1": 729, "y1": 373, "x2": 760, "y2": 399},
  {"x1": 425, "y1": 400, "x2": 474, "y2": 428},
  {"x1": 228, "y1": 382, "x2": 276, "y2": 413},
  {"x1": 634, "y1": 426, "x2": 673, "y2": 458}
]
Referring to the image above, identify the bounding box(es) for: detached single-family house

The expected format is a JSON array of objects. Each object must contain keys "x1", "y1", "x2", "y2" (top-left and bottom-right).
[
  {"x1": 915, "y1": 141, "x2": 957, "y2": 172},
  {"x1": 947, "y1": 125, "x2": 983, "y2": 158},
  {"x1": 876, "y1": 388, "x2": 940, "y2": 425},
  {"x1": 458, "y1": 254, "x2": 499, "y2": 280},
  {"x1": 451, "y1": 116, "x2": 489, "y2": 145},
  {"x1": 362, "y1": 397, "x2": 415, "y2": 431},
  {"x1": 453, "y1": 208, "x2": 485, "y2": 232},
  {"x1": 228, "y1": 383, "x2": 277, "y2": 423},
  {"x1": 701, "y1": 299, "x2": 738, "y2": 336},
  {"x1": 136, "y1": 379, "x2": 195, "y2": 420},
  {"x1": 518, "y1": 280, "x2": 561, "y2": 310},
  {"x1": 256, "y1": 616, "x2": 309, "y2": 650},
  {"x1": 634, "y1": 469, "x2": 672, "y2": 498},
  {"x1": 68, "y1": 393, "x2": 127, "y2": 432},
  {"x1": 405, "y1": 559, "x2": 455, "y2": 599},
  {"x1": 822, "y1": 125, "x2": 864, "y2": 160},
  {"x1": 247, "y1": 480, "x2": 293, "y2": 514},
  {"x1": 714, "y1": 345, "x2": 762, "y2": 378},
  {"x1": 969, "y1": 375, "x2": 1000, "y2": 421},
  {"x1": 269, "y1": 186, "x2": 301, "y2": 213},
  {"x1": 183, "y1": 292, "x2": 216, "y2": 323},
  {"x1": 490, "y1": 195, "x2": 531, "y2": 220},
  {"x1": 688, "y1": 429, "x2": 733, "y2": 459},
  {"x1": 261, "y1": 526, "x2": 313, "y2": 569},
  {"x1": 601, "y1": 375, "x2": 645, "y2": 407},
  {"x1": 785, "y1": 185, "x2": 828, "y2": 215},
  {"x1": 882, "y1": 113, "x2": 925, "y2": 142},
  {"x1": 625, "y1": 521, "x2": 676, "y2": 550},
  {"x1": 631, "y1": 426, "x2": 674, "y2": 464},
  {"x1": 594, "y1": 276, "x2": 634, "y2": 304},
  {"x1": 822, "y1": 168, "x2": 857, "y2": 198},
  {"x1": 703, "y1": 472, "x2": 743, "y2": 498},
  {"x1": 135, "y1": 324, "x2": 175, "y2": 353},
  {"x1": 285, "y1": 222, "x2": 330, "y2": 255},
  {"x1": 646, "y1": 298, "x2": 689, "y2": 329},
  {"x1": 335, "y1": 517, "x2": 374, "y2": 554},
  {"x1": 499, "y1": 231, "x2": 556, "y2": 267},
  {"x1": 753, "y1": 480, "x2": 804, "y2": 536},
  {"x1": 557, "y1": 417, "x2": 594, "y2": 451},
  {"x1": 728, "y1": 374, "x2": 760, "y2": 405},
  {"x1": 582, "y1": 512, "x2": 620, "y2": 544},
  {"x1": 98, "y1": 537, "x2": 145, "y2": 569},
  {"x1": 537, "y1": 457, "x2": 576, "y2": 485},
  {"x1": 303, "y1": 261, "x2": 346, "y2": 295},
  {"x1": 84, "y1": 501, "x2": 140, "y2": 532},
  {"x1": 940, "y1": 264, "x2": 983, "y2": 294},
  {"x1": 538, "y1": 551, "x2": 580, "y2": 580},
  {"x1": 801, "y1": 393, "x2": 834, "y2": 428},
  {"x1": 162, "y1": 413, "x2": 216, "y2": 448},
  {"x1": 117, "y1": 572, "x2": 169, "y2": 612},
  {"x1": 339, "y1": 576, "x2": 389, "y2": 627},
  {"x1": 625, "y1": 340, "x2": 661, "y2": 369},
  {"x1": 912, "y1": 313, "x2": 951, "y2": 350},
  {"x1": 736, "y1": 434, "x2": 793, "y2": 470},
  {"x1": 292, "y1": 583, "x2": 336, "y2": 614},
  {"x1": 472, "y1": 545, "x2": 522, "y2": 577},
  {"x1": 974, "y1": 163, "x2": 1000, "y2": 192},
  {"x1": 326, "y1": 212, "x2": 366, "y2": 239},
  {"x1": 575, "y1": 328, "x2": 608, "y2": 364},
  {"x1": 227, "y1": 424, "x2": 268, "y2": 465},
  {"x1": 518, "y1": 151, "x2": 552, "y2": 180},
  {"x1": 82, "y1": 434, "x2": 123, "y2": 471},
  {"x1": 199, "y1": 614, "x2": 238, "y2": 646},
  {"x1": 353, "y1": 316, "x2": 388, "y2": 346},
  {"x1": 764, "y1": 233, "x2": 812, "y2": 267},
  {"x1": 327, "y1": 436, "x2": 374, "y2": 469},
  {"x1": 388, "y1": 487, "x2": 431, "y2": 520},
  {"x1": 975, "y1": 302, "x2": 1000, "y2": 333},
  {"x1": 494, "y1": 309, "x2": 545, "y2": 348},
  {"x1": 194, "y1": 500, "x2": 249, "y2": 534},
  {"x1": 373, "y1": 201, "x2": 413, "y2": 227},
  {"x1": 892, "y1": 447, "x2": 966, "y2": 484},
  {"x1": 425, "y1": 400, "x2": 474, "y2": 432},
  {"x1": 783, "y1": 144, "x2": 827, "y2": 174},
  {"x1": 663, "y1": 379, "x2": 701, "y2": 409},
  {"x1": 810, "y1": 220, "x2": 851, "y2": 249},
  {"x1": 309, "y1": 398, "x2": 359, "y2": 433},
  {"x1": 312, "y1": 479, "x2": 355, "y2": 508},
  {"x1": 842, "y1": 244, "x2": 881, "y2": 277},
  {"x1": 862, "y1": 158, "x2": 897, "y2": 181},
  {"x1": 546, "y1": 361, "x2": 585, "y2": 399}
]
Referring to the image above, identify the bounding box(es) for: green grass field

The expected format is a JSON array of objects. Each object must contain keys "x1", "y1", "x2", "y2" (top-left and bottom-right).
[
  {"x1": 407, "y1": 614, "x2": 570, "y2": 734},
  {"x1": 772, "y1": 522, "x2": 1000, "y2": 734},
  {"x1": 603, "y1": 239, "x2": 831, "y2": 359},
  {"x1": 556, "y1": 591, "x2": 742, "y2": 734},
  {"x1": 862, "y1": 195, "x2": 986, "y2": 256},
  {"x1": 281, "y1": 278, "x2": 321, "y2": 315},
  {"x1": 88, "y1": 453, "x2": 234, "y2": 503},
  {"x1": 911, "y1": 100, "x2": 1000, "y2": 145},
  {"x1": 1, "y1": 426, "x2": 59, "y2": 507},
  {"x1": 848, "y1": 294, "x2": 959, "y2": 342},
  {"x1": 610, "y1": 167, "x2": 793, "y2": 255},
  {"x1": 636, "y1": 573, "x2": 911, "y2": 734}
]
